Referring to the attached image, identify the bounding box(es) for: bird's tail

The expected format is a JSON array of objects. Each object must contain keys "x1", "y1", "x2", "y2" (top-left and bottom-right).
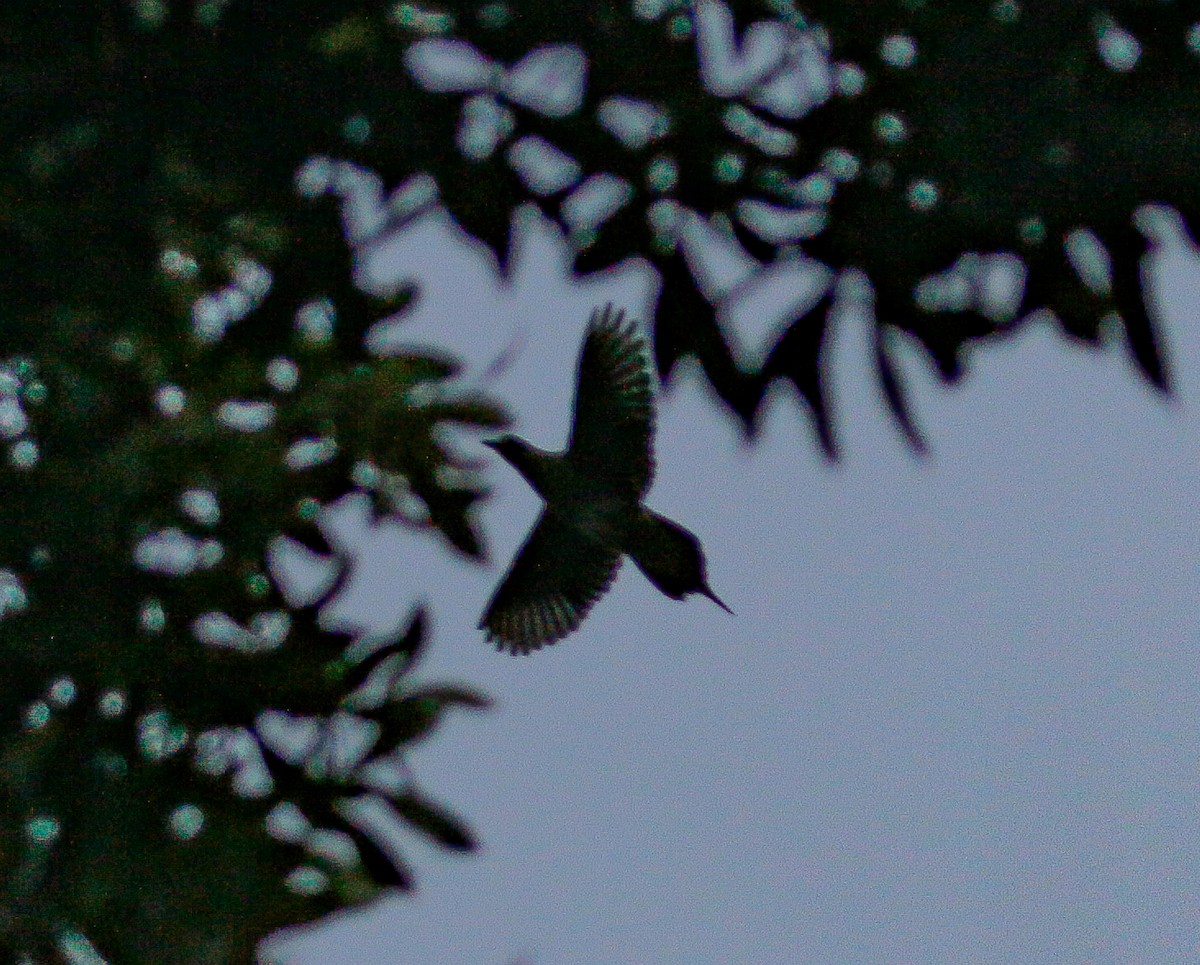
[{"x1": 627, "y1": 510, "x2": 733, "y2": 613}]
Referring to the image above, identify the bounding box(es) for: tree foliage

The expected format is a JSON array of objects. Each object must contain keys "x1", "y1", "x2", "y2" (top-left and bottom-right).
[{"x1": 0, "y1": 1, "x2": 1195, "y2": 962}]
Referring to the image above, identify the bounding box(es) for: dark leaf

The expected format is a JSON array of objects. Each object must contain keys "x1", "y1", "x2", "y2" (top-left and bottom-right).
[
  {"x1": 390, "y1": 791, "x2": 476, "y2": 852},
  {"x1": 327, "y1": 812, "x2": 414, "y2": 891},
  {"x1": 873, "y1": 325, "x2": 928, "y2": 455},
  {"x1": 763, "y1": 290, "x2": 837, "y2": 456},
  {"x1": 1110, "y1": 222, "x2": 1170, "y2": 391},
  {"x1": 341, "y1": 608, "x2": 428, "y2": 695}
]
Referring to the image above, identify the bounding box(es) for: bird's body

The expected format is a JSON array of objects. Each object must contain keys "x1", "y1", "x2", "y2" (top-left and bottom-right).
[{"x1": 480, "y1": 304, "x2": 731, "y2": 654}]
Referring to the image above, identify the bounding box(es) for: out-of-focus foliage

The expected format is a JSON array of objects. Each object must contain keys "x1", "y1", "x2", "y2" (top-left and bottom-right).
[
  {"x1": 383, "y1": 0, "x2": 1195, "y2": 450},
  {"x1": 1, "y1": 2, "x2": 503, "y2": 962},
  {"x1": 3, "y1": 0, "x2": 1198, "y2": 962}
]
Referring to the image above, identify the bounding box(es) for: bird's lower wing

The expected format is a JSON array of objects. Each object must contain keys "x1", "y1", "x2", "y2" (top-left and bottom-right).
[{"x1": 480, "y1": 511, "x2": 622, "y2": 655}]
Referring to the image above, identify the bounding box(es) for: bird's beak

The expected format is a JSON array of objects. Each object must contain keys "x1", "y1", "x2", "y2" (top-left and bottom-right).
[
  {"x1": 702, "y1": 583, "x2": 734, "y2": 615},
  {"x1": 482, "y1": 438, "x2": 501, "y2": 452}
]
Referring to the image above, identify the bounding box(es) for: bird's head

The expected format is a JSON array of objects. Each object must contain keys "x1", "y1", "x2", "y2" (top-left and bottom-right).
[
  {"x1": 483, "y1": 435, "x2": 555, "y2": 496},
  {"x1": 482, "y1": 435, "x2": 528, "y2": 464}
]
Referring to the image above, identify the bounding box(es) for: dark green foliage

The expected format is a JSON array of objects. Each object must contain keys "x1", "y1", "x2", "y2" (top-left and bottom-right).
[
  {"x1": 384, "y1": 0, "x2": 1193, "y2": 445},
  {"x1": 1, "y1": 0, "x2": 1196, "y2": 961},
  {"x1": 1, "y1": 3, "x2": 503, "y2": 961}
]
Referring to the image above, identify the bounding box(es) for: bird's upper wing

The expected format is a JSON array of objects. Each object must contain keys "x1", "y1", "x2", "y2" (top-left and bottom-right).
[
  {"x1": 567, "y1": 304, "x2": 655, "y2": 499},
  {"x1": 480, "y1": 509, "x2": 623, "y2": 654}
]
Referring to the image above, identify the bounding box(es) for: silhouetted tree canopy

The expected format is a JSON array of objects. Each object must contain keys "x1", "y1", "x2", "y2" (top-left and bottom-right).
[{"x1": 1, "y1": 1, "x2": 1195, "y2": 961}]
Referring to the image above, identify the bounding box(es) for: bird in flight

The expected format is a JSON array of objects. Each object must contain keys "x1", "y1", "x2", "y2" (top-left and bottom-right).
[{"x1": 480, "y1": 303, "x2": 732, "y2": 655}]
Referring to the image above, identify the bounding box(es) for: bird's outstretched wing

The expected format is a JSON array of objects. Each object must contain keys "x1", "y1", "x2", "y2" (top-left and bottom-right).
[
  {"x1": 567, "y1": 304, "x2": 654, "y2": 499},
  {"x1": 480, "y1": 510, "x2": 623, "y2": 654}
]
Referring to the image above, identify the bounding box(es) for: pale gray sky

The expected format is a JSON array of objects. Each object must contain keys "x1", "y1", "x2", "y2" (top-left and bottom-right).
[
  {"x1": 263, "y1": 199, "x2": 1200, "y2": 964},
  {"x1": 261, "y1": 9, "x2": 1200, "y2": 963}
]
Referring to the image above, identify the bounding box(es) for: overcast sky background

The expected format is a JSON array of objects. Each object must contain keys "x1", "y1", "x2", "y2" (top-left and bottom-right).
[
  {"x1": 248, "y1": 8, "x2": 1200, "y2": 961},
  {"x1": 255, "y1": 193, "x2": 1200, "y2": 965}
]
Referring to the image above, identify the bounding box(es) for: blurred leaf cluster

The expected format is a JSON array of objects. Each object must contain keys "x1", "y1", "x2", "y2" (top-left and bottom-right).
[
  {"x1": 1, "y1": 2, "x2": 504, "y2": 961},
  {"x1": 3, "y1": 0, "x2": 1199, "y2": 962},
  {"x1": 386, "y1": 0, "x2": 1196, "y2": 450}
]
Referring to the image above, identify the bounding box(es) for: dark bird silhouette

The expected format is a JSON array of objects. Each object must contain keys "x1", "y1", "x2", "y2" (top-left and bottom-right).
[{"x1": 480, "y1": 303, "x2": 732, "y2": 655}]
